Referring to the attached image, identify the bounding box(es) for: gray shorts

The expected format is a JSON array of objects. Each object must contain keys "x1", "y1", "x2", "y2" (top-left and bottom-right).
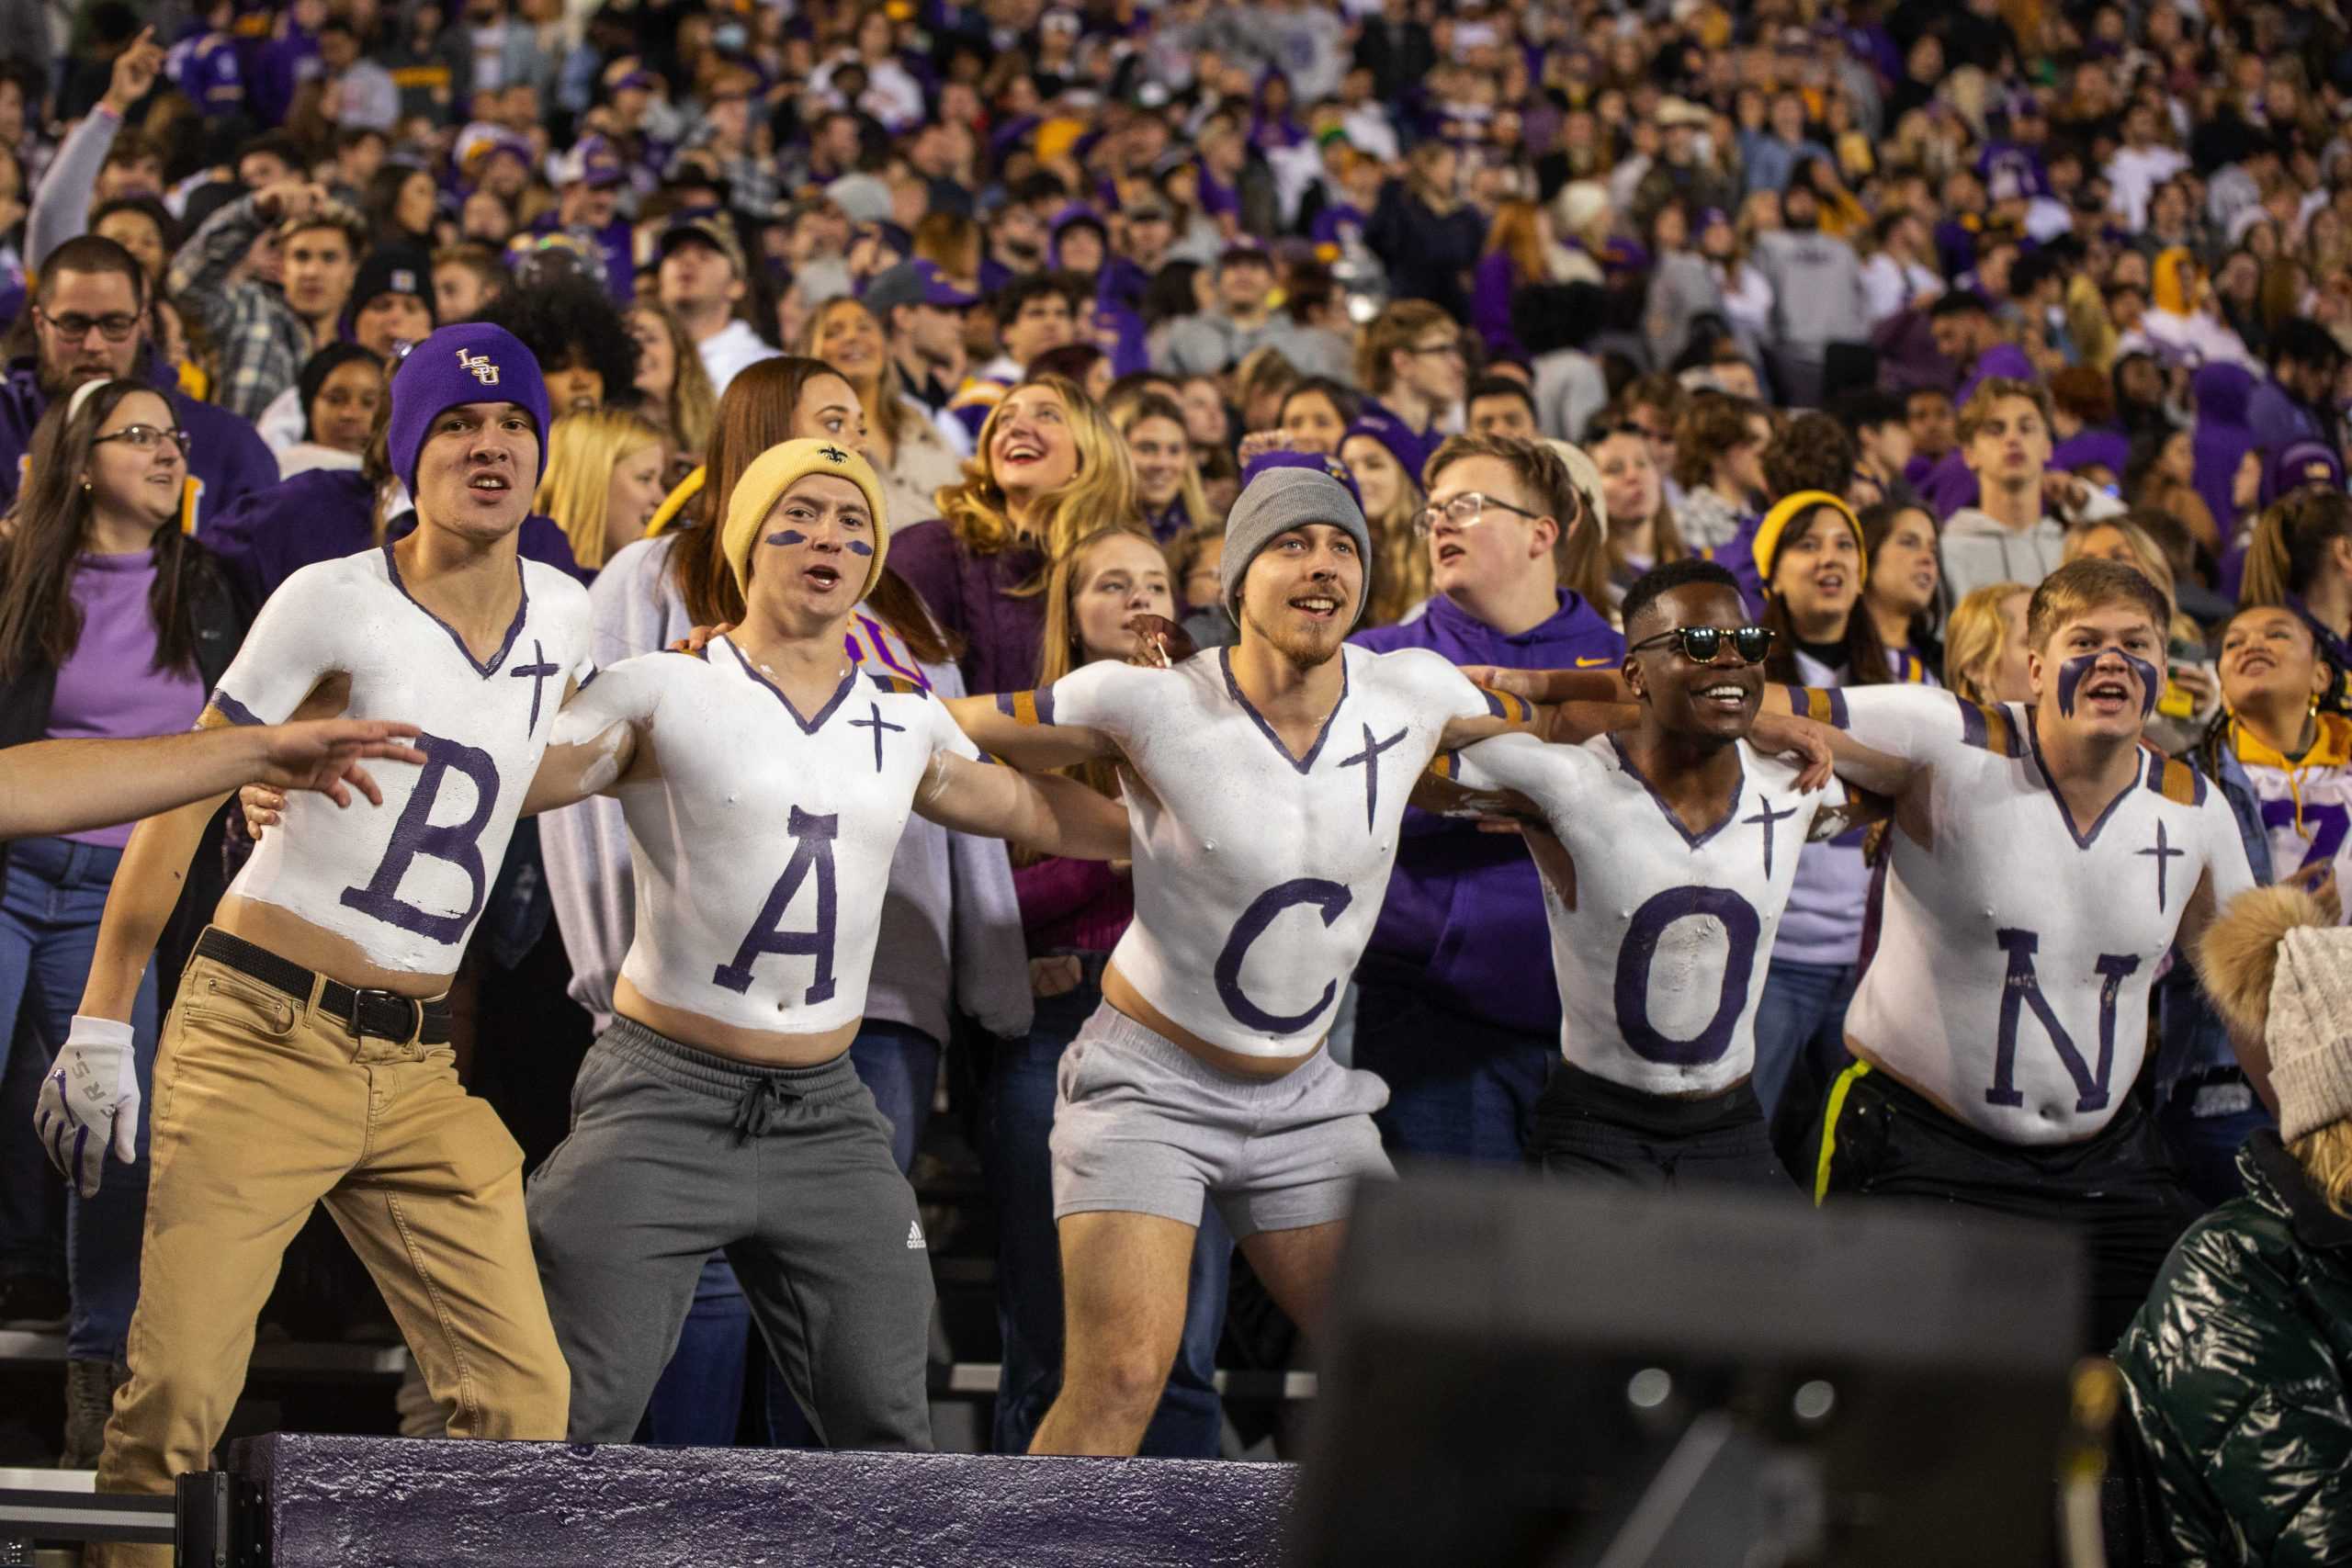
[{"x1": 1048, "y1": 1003, "x2": 1394, "y2": 1238}]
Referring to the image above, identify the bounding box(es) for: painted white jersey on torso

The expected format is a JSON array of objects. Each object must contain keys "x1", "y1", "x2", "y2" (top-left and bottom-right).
[
  {"x1": 556, "y1": 637, "x2": 978, "y2": 1035},
  {"x1": 1453, "y1": 731, "x2": 1846, "y2": 1096},
  {"x1": 1046, "y1": 645, "x2": 1491, "y2": 1059},
  {"x1": 209, "y1": 546, "x2": 594, "y2": 974},
  {"x1": 1828, "y1": 685, "x2": 2256, "y2": 1145}
]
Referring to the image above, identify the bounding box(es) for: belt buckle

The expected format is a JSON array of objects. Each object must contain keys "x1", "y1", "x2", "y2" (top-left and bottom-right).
[{"x1": 349, "y1": 987, "x2": 423, "y2": 1043}]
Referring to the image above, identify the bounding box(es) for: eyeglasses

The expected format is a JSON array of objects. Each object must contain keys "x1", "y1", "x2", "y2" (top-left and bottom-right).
[
  {"x1": 93, "y1": 424, "x2": 191, "y2": 456},
  {"x1": 1629, "y1": 625, "x2": 1775, "y2": 665},
  {"x1": 1412, "y1": 491, "x2": 1559, "y2": 537},
  {"x1": 1405, "y1": 341, "x2": 1465, "y2": 360},
  {"x1": 38, "y1": 310, "x2": 141, "y2": 343}
]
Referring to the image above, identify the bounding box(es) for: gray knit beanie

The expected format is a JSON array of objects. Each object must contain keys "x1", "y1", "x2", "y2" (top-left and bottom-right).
[
  {"x1": 1219, "y1": 461, "x2": 1374, "y2": 627},
  {"x1": 2268, "y1": 924, "x2": 2352, "y2": 1142}
]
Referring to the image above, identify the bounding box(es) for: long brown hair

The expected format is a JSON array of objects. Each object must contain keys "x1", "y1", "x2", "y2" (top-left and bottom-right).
[
  {"x1": 2243, "y1": 488, "x2": 2352, "y2": 611},
  {"x1": 663, "y1": 355, "x2": 952, "y2": 663},
  {"x1": 628, "y1": 300, "x2": 717, "y2": 460},
  {"x1": 0, "y1": 379, "x2": 203, "y2": 680},
  {"x1": 1758, "y1": 501, "x2": 1893, "y2": 687}
]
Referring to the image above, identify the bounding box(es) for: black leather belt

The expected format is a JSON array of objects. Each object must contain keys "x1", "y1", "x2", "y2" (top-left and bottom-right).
[{"x1": 194, "y1": 929, "x2": 453, "y2": 1044}]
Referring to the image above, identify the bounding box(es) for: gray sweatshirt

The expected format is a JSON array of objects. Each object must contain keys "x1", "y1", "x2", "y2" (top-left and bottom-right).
[
  {"x1": 1753, "y1": 228, "x2": 1871, "y2": 358},
  {"x1": 539, "y1": 534, "x2": 1035, "y2": 1045},
  {"x1": 1939, "y1": 486, "x2": 2126, "y2": 610},
  {"x1": 28, "y1": 103, "x2": 119, "y2": 271}
]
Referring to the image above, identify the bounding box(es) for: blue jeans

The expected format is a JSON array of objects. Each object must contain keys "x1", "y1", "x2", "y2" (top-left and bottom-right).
[
  {"x1": 1349, "y1": 975, "x2": 1553, "y2": 1165},
  {"x1": 1751, "y1": 957, "x2": 1857, "y2": 1175},
  {"x1": 2157, "y1": 1068, "x2": 2273, "y2": 1209},
  {"x1": 0, "y1": 838, "x2": 158, "y2": 1359},
  {"x1": 982, "y1": 980, "x2": 1229, "y2": 1457},
  {"x1": 639, "y1": 1021, "x2": 943, "y2": 1447}
]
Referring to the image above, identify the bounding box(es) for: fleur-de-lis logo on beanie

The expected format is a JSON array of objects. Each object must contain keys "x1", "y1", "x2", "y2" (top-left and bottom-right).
[
  {"x1": 457, "y1": 348, "x2": 501, "y2": 386},
  {"x1": 818, "y1": 445, "x2": 849, "y2": 464}
]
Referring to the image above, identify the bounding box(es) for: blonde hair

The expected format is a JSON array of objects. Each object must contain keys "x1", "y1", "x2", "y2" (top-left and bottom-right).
[
  {"x1": 532, "y1": 408, "x2": 666, "y2": 572},
  {"x1": 628, "y1": 301, "x2": 716, "y2": 462},
  {"x1": 1941, "y1": 580, "x2": 2030, "y2": 705},
  {"x1": 797, "y1": 294, "x2": 916, "y2": 455},
  {"x1": 1338, "y1": 428, "x2": 1430, "y2": 626},
  {"x1": 1109, "y1": 390, "x2": 1210, "y2": 532},
  {"x1": 2063, "y1": 516, "x2": 2208, "y2": 649},
  {"x1": 2294, "y1": 1122, "x2": 2352, "y2": 1218},
  {"x1": 1032, "y1": 525, "x2": 1164, "y2": 820},
  {"x1": 935, "y1": 374, "x2": 1138, "y2": 586}
]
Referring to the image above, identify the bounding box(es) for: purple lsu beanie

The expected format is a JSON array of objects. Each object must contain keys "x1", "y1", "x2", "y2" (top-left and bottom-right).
[{"x1": 387, "y1": 323, "x2": 551, "y2": 497}]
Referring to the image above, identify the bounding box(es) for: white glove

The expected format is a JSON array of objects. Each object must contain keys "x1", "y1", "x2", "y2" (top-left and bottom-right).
[{"x1": 35, "y1": 1016, "x2": 141, "y2": 1199}]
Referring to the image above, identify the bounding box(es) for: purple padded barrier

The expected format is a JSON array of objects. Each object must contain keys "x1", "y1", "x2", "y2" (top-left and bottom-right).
[{"x1": 228, "y1": 1434, "x2": 1295, "y2": 1567}]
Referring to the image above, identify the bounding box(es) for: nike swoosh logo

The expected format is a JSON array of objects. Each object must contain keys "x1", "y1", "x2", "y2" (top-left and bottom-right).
[{"x1": 1574, "y1": 657, "x2": 1614, "y2": 667}]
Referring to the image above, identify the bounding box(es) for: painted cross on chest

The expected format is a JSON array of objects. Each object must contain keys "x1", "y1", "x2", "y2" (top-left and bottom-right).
[
  {"x1": 511, "y1": 638, "x2": 560, "y2": 734},
  {"x1": 1744, "y1": 796, "x2": 1799, "y2": 880},
  {"x1": 850, "y1": 701, "x2": 905, "y2": 772},
  {"x1": 2137, "y1": 818, "x2": 2184, "y2": 912},
  {"x1": 1338, "y1": 723, "x2": 1410, "y2": 832}
]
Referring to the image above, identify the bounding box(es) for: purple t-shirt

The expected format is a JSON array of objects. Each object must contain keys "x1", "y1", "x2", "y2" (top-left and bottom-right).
[
  {"x1": 47, "y1": 551, "x2": 209, "y2": 847},
  {"x1": 1351, "y1": 588, "x2": 1623, "y2": 1032}
]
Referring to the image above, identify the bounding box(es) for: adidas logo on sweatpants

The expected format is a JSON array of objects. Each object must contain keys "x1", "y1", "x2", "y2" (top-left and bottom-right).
[{"x1": 906, "y1": 1220, "x2": 925, "y2": 1249}]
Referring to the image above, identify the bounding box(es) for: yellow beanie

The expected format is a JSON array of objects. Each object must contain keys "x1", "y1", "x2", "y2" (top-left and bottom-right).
[
  {"x1": 721, "y1": 439, "x2": 891, "y2": 601},
  {"x1": 1752, "y1": 490, "x2": 1866, "y2": 585}
]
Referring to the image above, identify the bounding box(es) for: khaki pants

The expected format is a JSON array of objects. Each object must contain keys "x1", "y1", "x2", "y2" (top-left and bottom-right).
[{"x1": 87, "y1": 948, "x2": 568, "y2": 1568}]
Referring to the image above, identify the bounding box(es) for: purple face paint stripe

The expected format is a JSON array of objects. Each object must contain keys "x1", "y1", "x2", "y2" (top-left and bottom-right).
[
  {"x1": 2121, "y1": 651, "x2": 2162, "y2": 719},
  {"x1": 766, "y1": 529, "x2": 808, "y2": 546},
  {"x1": 209, "y1": 688, "x2": 266, "y2": 727},
  {"x1": 843, "y1": 539, "x2": 874, "y2": 556},
  {"x1": 1219, "y1": 646, "x2": 1349, "y2": 774},
  {"x1": 380, "y1": 544, "x2": 530, "y2": 679},
  {"x1": 2052, "y1": 653, "x2": 2095, "y2": 717},
  {"x1": 1607, "y1": 735, "x2": 1746, "y2": 850}
]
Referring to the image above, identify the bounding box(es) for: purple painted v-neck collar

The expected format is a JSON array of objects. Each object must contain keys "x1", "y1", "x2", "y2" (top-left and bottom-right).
[
  {"x1": 1607, "y1": 734, "x2": 1746, "y2": 850},
  {"x1": 379, "y1": 544, "x2": 528, "y2": 678},
  {"x1": 1219, "y1": 645, "x2": 1350, "y2": 773},
  {"x1": 721, "y1": 635, "x2": 859, "y2": 735}
]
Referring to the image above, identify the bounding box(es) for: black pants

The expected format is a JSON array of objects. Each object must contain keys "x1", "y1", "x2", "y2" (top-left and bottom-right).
[
  {"x1": 1534, "y1": 1060, "x2": 1795, "y2": 1193},
  {"x1": 1807, "y1": 1064, "x2": 2197, "y2": 1350}
]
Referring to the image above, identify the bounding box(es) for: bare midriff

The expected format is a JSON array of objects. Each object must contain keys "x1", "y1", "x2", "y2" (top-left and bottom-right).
[
  {"x1": 214, "y1": 893, "x2": 457, "y2": 1001},
  {"x1": 614, "y1": 975, "x2": 858, "y2": 1067},
  {"x1": 1102, "y1": 961, "x2": 1319, "y2": 1082}
]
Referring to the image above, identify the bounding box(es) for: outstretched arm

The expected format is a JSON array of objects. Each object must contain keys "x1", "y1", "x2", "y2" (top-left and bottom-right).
[
  {"x1": 1456, "y1": 663, "x2": 1631, "y2": 707},
  {"x1": 0, "y1": 718, "x2": 425, "y2": 840},
  {"x1": 944, "y1": 692, "x2": 1120, "y2": 772},
  {"x1": 522, "y1": 680, "x2": 640, "y2": 815},
  {"x1": 914, "y1": 753, "x2": 1132, "y2": 860}
]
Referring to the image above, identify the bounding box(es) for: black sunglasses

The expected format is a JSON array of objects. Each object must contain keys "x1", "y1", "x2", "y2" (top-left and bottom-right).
[{"x1": 1629, "y1": 625, "x2": 1775, "y2": 665}]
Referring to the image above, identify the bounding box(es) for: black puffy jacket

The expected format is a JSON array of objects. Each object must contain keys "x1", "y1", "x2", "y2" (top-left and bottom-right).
[{"x1": 2114, "y1": 1131, "x2": 2352, "y2": 1564}]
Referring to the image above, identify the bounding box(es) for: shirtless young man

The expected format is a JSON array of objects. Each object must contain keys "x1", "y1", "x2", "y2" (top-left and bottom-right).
[
  {"x1": 55, "y1": 324, "x2": 582, "y2": 1563},
  {"x1": 1434, "y1": 559, "x2": 1860, "y2": 1190},
  {"x1": 945, "y1": 455, "x2": 1543, "y2": 1457},
  {"x1": 1485, "y1": 558, "x2": 2257, "y2": 1346},
  {"x1": 506, "y1": 440, "x2": 1132, "y2": 1446}
]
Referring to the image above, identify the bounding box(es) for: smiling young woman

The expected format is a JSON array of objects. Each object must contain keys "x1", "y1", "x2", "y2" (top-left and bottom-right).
[{"x1": 0, "y1": 376, "x2": 249, "y2": 1462}]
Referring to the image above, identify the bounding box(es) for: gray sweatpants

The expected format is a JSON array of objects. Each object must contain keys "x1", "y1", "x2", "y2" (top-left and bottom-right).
[{"x1": 526, "y1": 1018, "x2": 934, "y2": 1448}]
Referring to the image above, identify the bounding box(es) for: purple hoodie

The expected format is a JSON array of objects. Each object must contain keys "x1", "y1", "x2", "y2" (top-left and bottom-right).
[
  {"x1": 2190, "y1": 362, "x2": 2259, "y2": 557},
  {"x1": 202, "y1": 468, "x2": 585, "y2": 606},
  {"x1": 1351, "y1": 589, "x2": 1623, "y2": 1032}
]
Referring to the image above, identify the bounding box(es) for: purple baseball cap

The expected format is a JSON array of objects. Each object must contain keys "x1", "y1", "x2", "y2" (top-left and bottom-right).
[
  {"x1": 865, "y1": 258, "x2": 980, "y2": 314},
  {"x1": 567, "y1": 134, "x2": 627, "y2": 188}
]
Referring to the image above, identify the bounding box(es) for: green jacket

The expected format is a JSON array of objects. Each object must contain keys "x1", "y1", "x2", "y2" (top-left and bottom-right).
[{"x1": 2115, "y1": 1132, "x2": 2352, "y2": 1564}]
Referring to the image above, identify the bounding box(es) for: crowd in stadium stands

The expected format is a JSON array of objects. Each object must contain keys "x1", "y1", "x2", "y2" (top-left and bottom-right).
[{"x1": 2, "y1": 0, "x2": 2352, "y2": 1555}]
